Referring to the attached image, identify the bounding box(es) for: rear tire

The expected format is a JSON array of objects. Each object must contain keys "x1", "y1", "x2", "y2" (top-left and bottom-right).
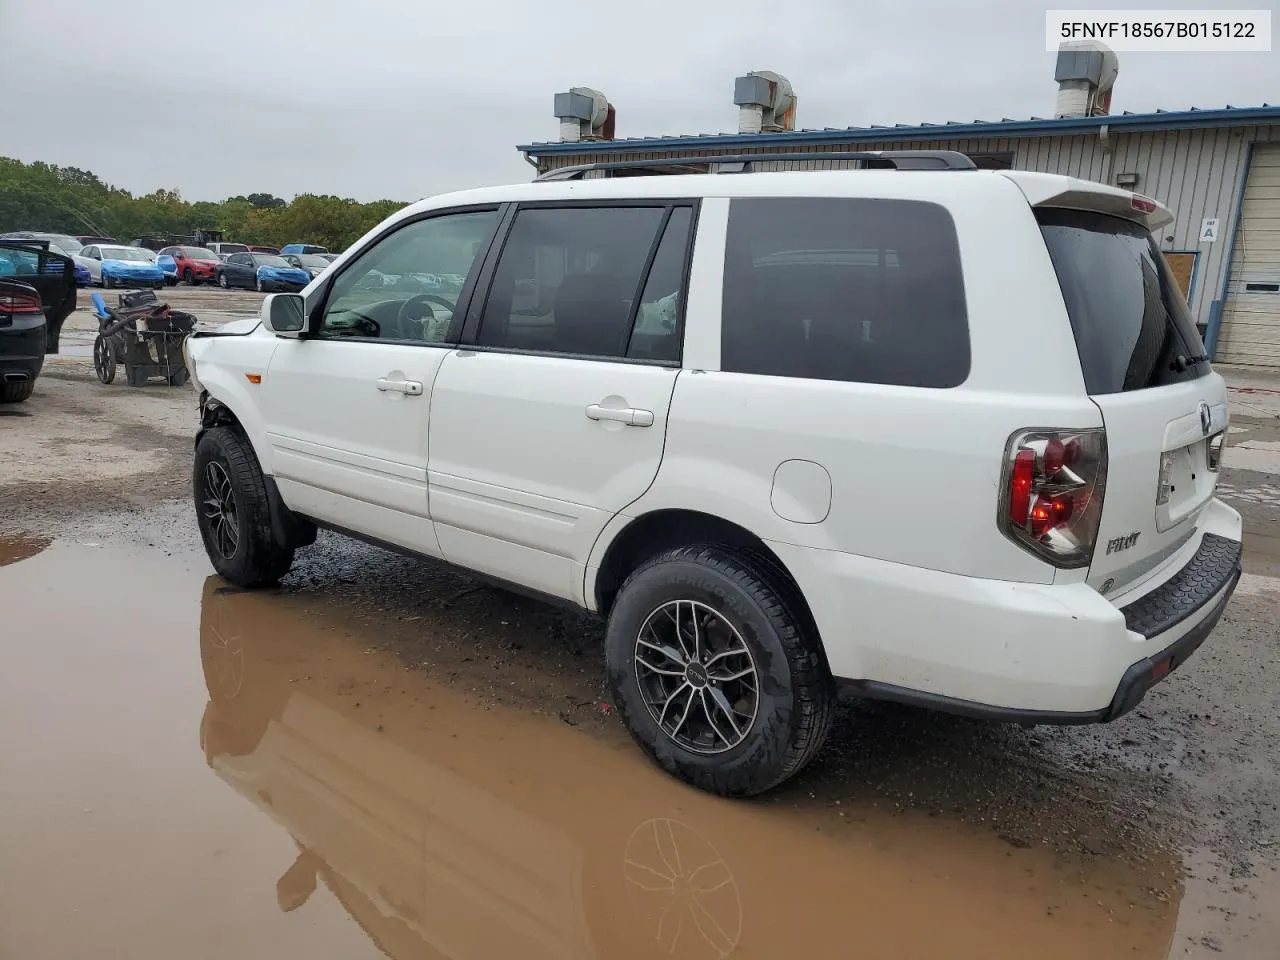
[
  {"x1": 0, "y1": 380, "x2": 35, "y2": 403},
  {"x1": 194, "y1": 426, "x2": 295, "y2": 587},
  {"x1": 605, "y1": 545, "x2": 835, "y2": 797}
]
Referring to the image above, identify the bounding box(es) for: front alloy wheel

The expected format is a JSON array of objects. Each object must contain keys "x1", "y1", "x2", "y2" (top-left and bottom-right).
[
  {"x1": 634, "y1": 600, "x2": 759, "y2": 754},
  {"x1": 201, "y1": 460, "x2": 240, "y2": 560}
]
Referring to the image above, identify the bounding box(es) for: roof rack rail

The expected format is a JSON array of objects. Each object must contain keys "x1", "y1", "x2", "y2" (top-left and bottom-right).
[{"x1": 535, "y1": 150, "x2": 976, "y2": 181}]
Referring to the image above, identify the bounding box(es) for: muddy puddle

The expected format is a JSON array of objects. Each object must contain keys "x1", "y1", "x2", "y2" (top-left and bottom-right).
[{"x1": 0, "y1": 536, "x2": 1264, "y2": 959}]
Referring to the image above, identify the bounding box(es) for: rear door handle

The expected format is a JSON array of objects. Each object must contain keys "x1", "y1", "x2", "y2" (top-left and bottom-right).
[
  {"x1": 586, "y1": 403, "x2": 654, "y2": 427},
  {"x1": 376, "y1": 377, "x2": 423, "y2": 396}
]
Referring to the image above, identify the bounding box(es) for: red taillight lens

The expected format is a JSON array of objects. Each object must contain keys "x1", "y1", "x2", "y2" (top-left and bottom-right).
[
  {"x1": 1000, "y1": 428, "x2": 1108, "y2": 568},
  {"x1": 0, "y1": 292, "x2": 42, "y2": 314},
  {"x1": 1131, "y1": 195, "x2": 1159, "y2": 214}
]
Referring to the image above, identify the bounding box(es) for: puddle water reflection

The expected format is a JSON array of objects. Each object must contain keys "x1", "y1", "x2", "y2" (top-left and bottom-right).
[
  {"x1": 0, "y1": 532, "x2": 51, "y2": 567},
  {"x1": 198, "y1": 580, "x2": 1181, "y2": 960}
]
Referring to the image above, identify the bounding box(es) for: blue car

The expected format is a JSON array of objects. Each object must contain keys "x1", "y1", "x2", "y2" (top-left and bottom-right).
[
  {"x1": 155, "y1": 254, "x2": 179, "y2": 286},
  {"x1": 216, "y1": 252, "x2": 311, "y2": 291},
  {"x1": 82, "y1": 244, "x2": 165, "y2": 289},
  {"x1": 73, "y1": 260, "x2": 92, "y2": 286},
  {"x1": 280, "y1": 242, "x2": 328, "y2": 256}
]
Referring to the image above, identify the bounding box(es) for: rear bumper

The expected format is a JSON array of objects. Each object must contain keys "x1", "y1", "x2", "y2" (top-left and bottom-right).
[
  {"x1": 0, "y1": 323, "x2": 47, "y2": 378},
  {"x1": 774, "y1": 497, "x2": 1244, "y2": 720}
]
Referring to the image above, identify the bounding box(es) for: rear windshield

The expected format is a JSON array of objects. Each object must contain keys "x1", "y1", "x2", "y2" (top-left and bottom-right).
[{"x1": 1037, "y1": 209, "x2": 1208, "y2": 394}]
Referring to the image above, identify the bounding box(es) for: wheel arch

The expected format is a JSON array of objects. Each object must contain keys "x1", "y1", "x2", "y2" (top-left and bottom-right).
[{"x1": 590, "y1": 508, "x2": 821, "y2": 638}]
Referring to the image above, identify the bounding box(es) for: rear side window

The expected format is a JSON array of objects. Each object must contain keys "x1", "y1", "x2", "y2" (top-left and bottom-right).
[
  {"x1": 1037, "y1": 209, "x2": 1208, "y2": 394},
  {"x1": 721, "y1": 198, "x2": 970, "y2": 388}
]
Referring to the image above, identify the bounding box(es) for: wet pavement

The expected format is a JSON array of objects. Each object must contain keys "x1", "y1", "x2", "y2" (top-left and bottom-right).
[{"x1": 1, "y1": 531, "x2": 1278, "y2": 959}]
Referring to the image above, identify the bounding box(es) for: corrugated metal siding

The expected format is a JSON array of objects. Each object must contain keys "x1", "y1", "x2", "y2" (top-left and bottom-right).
[
  {"x1": 1218, "y1": 143, "x2": 1280, "y2": 367},
  {"x1": 537, "y1": 125, "x2": 1280, "y2": 326}
]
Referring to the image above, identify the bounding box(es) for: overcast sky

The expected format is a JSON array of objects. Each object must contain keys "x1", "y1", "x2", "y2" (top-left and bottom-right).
[{"x1": 1, "y1": 0, "x2": 1275, "y2": 202}]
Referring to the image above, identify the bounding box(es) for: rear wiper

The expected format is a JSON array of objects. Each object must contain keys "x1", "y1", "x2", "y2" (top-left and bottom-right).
[{"x1": 1171, "y1": 353, "x2": 1210, "y2": 372}]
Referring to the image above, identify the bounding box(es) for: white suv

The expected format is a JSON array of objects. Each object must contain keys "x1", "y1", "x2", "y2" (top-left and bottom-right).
[{"x1": 185, "y1": 151, "x2": 1243, "y2": 797}]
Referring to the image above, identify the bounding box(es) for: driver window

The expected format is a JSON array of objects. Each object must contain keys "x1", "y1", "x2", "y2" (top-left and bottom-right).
[{"x1": 318, "y1": 209, "x2": 499, "y2": 343}]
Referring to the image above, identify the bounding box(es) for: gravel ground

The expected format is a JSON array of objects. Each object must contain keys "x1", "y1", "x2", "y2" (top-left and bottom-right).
[{"x1": 3, "y1": 301, "x2": 1279, "y2": 957}]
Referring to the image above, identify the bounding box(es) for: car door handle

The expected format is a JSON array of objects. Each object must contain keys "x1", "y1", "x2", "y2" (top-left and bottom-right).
[
  {"x1": 376, "y1": 377, "x2": 423, "y2": 396},
  {"x1": 585, "y1": 403, "x2": 654, "y2": 427}
]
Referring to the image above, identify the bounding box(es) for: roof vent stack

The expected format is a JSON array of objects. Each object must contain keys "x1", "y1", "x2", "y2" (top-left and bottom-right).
[
  {"x1": 553, "y1": 87, "x2": 615, "y2": 143},
  {"x1": 733, "y1": 71, "x2": 796, "y2": 134},
  {"x1": 1054, "y1": 40, "x2": 1118, "y2": 118}
]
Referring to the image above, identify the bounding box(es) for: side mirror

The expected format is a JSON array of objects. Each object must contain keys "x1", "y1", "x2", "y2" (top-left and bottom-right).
[{"x1": 262, "y1": 293, "x2": 307, "y2": 338}]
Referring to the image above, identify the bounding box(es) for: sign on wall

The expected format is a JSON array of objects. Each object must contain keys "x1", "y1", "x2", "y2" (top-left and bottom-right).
[{"x1": 1199, "y1": 218, "x2": 1220, "y2": 243}]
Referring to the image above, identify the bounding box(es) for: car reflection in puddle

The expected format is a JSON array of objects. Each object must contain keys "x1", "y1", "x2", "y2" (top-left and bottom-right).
[{"x1": 196, "y1": 578, "x2": 1180, "y2": 960}]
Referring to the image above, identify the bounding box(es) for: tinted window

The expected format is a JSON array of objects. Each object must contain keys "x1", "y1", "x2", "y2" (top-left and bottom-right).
[
  {"x1": 320, "y1": 210, "x2": 498, "y2": 343},
  {"x1": 628, "y1": 207, "x2": 693, "y2": 362},
  {"x1": 721, "y1": 198, "x2": 970, "y2": 387},
  {"x1": 1037, "y1": 209, "x2": 1208, "y2": 395},
  {"x1": 477, "y1": 206, "x2": 668, "y2": 358}
]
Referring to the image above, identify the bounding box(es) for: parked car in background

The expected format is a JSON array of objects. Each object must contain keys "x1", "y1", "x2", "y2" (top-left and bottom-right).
[
  {"x1": 160, "y1": 245, "x2": 221, "y2": 285},
  {"x1": 0, "y1": 280, "x2": 47, "y2": 403},
  {"x1": 281, "y1": 253, "x2": 331, "y2": 280},
  {"x1": 76, "y1": 235, "x2": 116, "y2": 246},
  {"x1": 207, "y1": 242, "x2": 250, "y2": 260},
  {"x1": 156, "y1": 253, "x2": 179, "y2": 286},
  {"x1": 80, "y1": 244, "x2": 165, "y2": 289},
  {"x1": 0, "y1": 233, "x2": 93, "y2": 286},
  {"x1": 279, "y1": 242, "x2": 328, "y2": 255},
  {"x1": 216, "y1": 252, "x2": 311, "y2": 291},
  {"x1": 248, "y1": 245, "x2": 281, "y2": 255},
  {"x1": 0, "y1": 241, "x2": 75, "y2": 361}
]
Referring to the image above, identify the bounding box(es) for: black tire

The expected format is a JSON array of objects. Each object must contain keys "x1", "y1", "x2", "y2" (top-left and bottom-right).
[
  {"x1": 255, "y1": 276, "x2": 264, "y2": 293},
  {"x1": 103, "y1": 274, "x2": 114, "y2": 289},
  {"x1": 605, "y1": 545, "x2": 835, "y2": 797},
  {"x1": 184, "y1": 268, "x2": 196, "y2": 285},
  {"x1": 167, "y1": 276, "x2": 178, "y2": 287},
  {"x1": 0, "y1": 379, "x2": 35, "y2": 403},
  {"x1": 168, "y1": 367, "x2": 189, "y2": 387},
  {"x1": 194, "y1": 426, "x2": 295, "y2": 587}
]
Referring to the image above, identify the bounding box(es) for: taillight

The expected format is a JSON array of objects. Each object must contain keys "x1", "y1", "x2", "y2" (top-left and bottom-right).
[
  {"x1": 0, "y1": 292, "x2": 42, "y2": 314},
  {"x1": 1000, "y1": 428, "x2": 1108, "y2": 568},
  {"x1": 1131, "y1": 194, "x2": 1159, "y2": 214}
]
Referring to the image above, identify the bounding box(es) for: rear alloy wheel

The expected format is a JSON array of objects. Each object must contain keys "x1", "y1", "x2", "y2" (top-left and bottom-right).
[
  {"x1": 605, "y1": 545, "x2": 836, "y2": 797},
  {"x1": 218, "y1": 272, "x2": 229, "y2": 289},
  {"x1": 194, "y1": 426, "x2": 295, "y2": 587}
]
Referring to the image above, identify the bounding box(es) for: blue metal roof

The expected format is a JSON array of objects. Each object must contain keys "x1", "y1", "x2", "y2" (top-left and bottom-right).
[{"x1": 518, "y1": 105, "x2": 1280, "y2": 156}]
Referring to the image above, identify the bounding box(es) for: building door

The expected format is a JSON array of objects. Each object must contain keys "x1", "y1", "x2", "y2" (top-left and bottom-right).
[{"x1": 1218, "y1": 144, "x2": 1280, "y2": 367}]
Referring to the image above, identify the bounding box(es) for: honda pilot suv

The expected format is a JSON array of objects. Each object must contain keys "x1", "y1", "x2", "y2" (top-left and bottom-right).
[{"x1": 185, "y1": 151, "x2": 1243, "y2": 797}]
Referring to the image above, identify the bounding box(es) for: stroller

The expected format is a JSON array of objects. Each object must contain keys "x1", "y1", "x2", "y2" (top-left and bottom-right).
[{"x1": 91, "y1": 289, "x2": 196, "y2": 387}]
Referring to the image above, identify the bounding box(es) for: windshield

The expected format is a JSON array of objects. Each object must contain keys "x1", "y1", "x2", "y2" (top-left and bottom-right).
[
  {"x1": 254, "y1": 255, "x2": 291, "y2": 268},
  {"x1": 1037, "y1": 209, "x2": 1208, "y2": 395},
  {"x1": 217, "y1": 244, "x2": 248, "y2": 254},
  {"x1": 102, "y1": 247, "x2": 156, "y2": 262},
  {"x1": 181, "y1": 247, "x2": 219, "y2": 260}
]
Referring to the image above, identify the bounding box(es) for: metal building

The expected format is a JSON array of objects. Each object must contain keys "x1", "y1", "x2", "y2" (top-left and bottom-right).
[{"x1": 517, "y1": 67, "x2": 1280, "y2": 368}]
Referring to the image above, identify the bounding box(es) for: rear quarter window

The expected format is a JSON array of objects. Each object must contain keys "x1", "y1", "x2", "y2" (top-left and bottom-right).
[
  {"x1": 720, "y1": 197, "x2": 970, "y2": 388},
  {"x1": 1036, "y1": 209, "x2": 1208, "y2": 394}
]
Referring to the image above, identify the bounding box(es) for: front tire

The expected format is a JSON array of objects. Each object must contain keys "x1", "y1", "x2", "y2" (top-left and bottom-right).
[
  {"x1": 218, "y1": 272, "x2": 229, "y2": 289},
  {"x1": 184, "y1": 268, "x2": 196, "y2": 285},
  {"x1": 255, "y1": 276, "x2": 264, "y2": 293},
  {"x1": 103, "y1": 274, "x2": 114, "y2": 289},
  {"x1": 194, "y1": 426, "x2": 295, "y2": 587},
  {"x1": 605, "y1": 545, "x2": 835, "y2": 797}
]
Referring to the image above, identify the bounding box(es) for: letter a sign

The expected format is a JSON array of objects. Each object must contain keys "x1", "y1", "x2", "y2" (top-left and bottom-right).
[{"x1": 1200, "y1": 218, "x2": 1220, "y2": 243}]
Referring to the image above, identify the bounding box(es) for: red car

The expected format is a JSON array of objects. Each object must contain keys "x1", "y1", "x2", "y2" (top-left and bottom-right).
[{"x1": 159, "y1": 245, "x2": 221, "y2": 285}]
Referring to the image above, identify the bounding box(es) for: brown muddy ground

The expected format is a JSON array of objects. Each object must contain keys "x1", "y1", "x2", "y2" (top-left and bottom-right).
[{"x1": 2, "y1": 340, "x2": 1280, "y2": 958}]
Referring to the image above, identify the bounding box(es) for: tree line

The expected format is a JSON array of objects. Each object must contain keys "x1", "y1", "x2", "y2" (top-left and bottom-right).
[{"x1": 0, "y1": 157, "x2": 408, "y2": 252}]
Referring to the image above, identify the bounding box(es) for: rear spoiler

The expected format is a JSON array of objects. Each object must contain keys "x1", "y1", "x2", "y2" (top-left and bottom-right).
[{"x1": 998, "y1": 172, "x2": 1174, "y2": 232}]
